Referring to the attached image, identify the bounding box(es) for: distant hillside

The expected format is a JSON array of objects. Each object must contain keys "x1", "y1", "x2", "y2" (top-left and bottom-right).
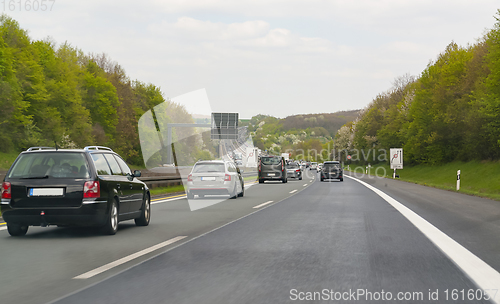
[
  {"x1": 244, "y1": 110, "x2": 362, "y2": 156},
  {"x1": 281, "y1": 110, "x2": 360, "y2": 136}
]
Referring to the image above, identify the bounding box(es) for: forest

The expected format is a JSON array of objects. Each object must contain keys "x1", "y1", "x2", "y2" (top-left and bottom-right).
[
  {"x1": 335, "y1": 11, "x2": 500, "y2": 165},
  {"x1": 0, "y1": 15, "x2": 196, "y2": 166}
]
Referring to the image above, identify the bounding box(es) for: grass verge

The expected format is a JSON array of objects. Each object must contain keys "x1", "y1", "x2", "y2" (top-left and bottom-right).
[
  {"x1": 345, "y1": 161, "x2": 500, "y2": 201},
  {"x1": 149, "y1": 185, "x2": 185, "y2": 196}
]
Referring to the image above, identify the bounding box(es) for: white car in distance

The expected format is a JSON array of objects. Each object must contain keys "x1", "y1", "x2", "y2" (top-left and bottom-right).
[{"x1": 186, "y1": 160, "x2": 244, "y2": 199}]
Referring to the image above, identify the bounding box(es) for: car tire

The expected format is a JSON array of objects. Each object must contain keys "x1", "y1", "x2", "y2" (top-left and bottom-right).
[
  {"x1": 340, "y1": 178, "x2": 344, "y2": 182},
  {"x1": 320, "y1": 177, "x2": 324, "y2": 182},
  {"x1": 238, "y1": 183, "x2": 244, "y2": 197},
  {"x1": 7, "y1": 223, "x2": 28, "y2": 236},
  {"x1": 230, "y1": 184, "x2": 238, "y2": 199},
  {"x1": 102, "y1": 200, "x2": 119, "y2": 235},
  {"x1": 258, "y1": 179, "x2": 264, "y2": 184},
  {"x1": 299, "y1": 176, "x2": 302, "y2": 180},
  {"x1": 187, "y1": 191, "x2": 194, "y2": 199},
  {"x1": 135, "y1": 194, "x2": 151, "y2": 226}
]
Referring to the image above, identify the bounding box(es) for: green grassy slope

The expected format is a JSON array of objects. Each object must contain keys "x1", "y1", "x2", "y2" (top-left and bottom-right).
[{"x1": 346, "y1": 161, "x2": 500, "y2": 201}]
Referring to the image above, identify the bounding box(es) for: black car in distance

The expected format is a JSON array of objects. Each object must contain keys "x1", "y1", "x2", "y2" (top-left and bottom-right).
[
  {"x1": 320, "y1": 161, "x2": 344, "y2": 182},
  {"x1": 1, "y1": 146, "x2": 151, "y2": 236},
  {"x1": 258, "y1": 155, "x2": 287, "y2": 183}
]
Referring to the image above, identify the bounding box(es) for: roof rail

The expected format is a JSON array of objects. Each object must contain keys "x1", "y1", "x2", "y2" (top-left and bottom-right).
[
  {"x1": 27, "y1": 147, "x2": 55, "y2": 151},
  {"x1": 84, "y1": 146, "x2": 113, "y2": 152}
]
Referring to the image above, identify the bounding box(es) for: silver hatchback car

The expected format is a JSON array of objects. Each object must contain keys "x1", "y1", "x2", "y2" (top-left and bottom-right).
[{"x1": 186, "y1": 160, "x2": 244, "y2": 199}]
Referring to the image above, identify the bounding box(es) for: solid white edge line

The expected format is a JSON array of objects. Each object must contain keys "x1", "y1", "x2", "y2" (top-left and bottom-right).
[
  {"x1": 346, "y1": 175, "x2": 500, "y2": 303},
  {"x1": 253, "y1": 201, "x2": 274, "y2": 209},
  {"x1": 0, "y1": 226, "x2": 6, "y2": 231},
  {"x1": 289, "y1": 190, "x2": 297, "y2": 194},
  {"x1": 73, "y1": 236, "x2": 187, "y2": 279},
  {"x1": 303, "y1": 184, "x2": 307, "y2": 187}
]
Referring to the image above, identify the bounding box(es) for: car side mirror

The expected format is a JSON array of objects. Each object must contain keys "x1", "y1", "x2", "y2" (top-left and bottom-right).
[{"x1": 133, "y1": 170, "x2": 141, "y2": 177}]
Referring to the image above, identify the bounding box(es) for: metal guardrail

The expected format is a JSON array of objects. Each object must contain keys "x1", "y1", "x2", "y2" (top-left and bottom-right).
[{"x1": 138, "y1": 171, "x2": 257, "y2": 187}]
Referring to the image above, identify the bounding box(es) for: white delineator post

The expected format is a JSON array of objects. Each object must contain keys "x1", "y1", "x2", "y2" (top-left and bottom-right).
[
  {"x1": 457, "y1": 170, "x2": 461, "y2": 191},
  {"x1": 393, "y1": 168, "x2": 396, "y2": 179}
]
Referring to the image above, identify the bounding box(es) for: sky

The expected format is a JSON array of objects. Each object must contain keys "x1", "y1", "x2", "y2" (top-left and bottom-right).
[{"x1": 3, "y1": 0, "x2": 499, "y2": 118}]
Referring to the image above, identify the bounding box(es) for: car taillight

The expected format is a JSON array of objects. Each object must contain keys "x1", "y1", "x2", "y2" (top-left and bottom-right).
[
  {"x1": 258, "y1": 162, "x2": 261, "y2": 172},
  {"x1": 296, "y1": 169, "x2": 300, "y2": 172},
  {"x1": 1, "y1": 182, "x2": 11, "y2": 199},
  {"x1": 83, "y1": 181, "x2": 100, "y2": 198},
  {"x1": 188, "y1": 174, "x2": 193, "y2": 182},
  {"x1": 224, "y1": 174, "x2": 231, "y2": 181}
]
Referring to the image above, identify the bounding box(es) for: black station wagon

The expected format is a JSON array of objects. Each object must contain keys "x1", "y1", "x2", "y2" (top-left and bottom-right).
[{"x1": 1, "y1": 146, "x2": 150, "y2": 236}]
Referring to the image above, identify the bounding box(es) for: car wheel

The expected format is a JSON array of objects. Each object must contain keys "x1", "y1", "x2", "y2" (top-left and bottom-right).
[
  {"x1": 187, "y1": 191, "x2": 194, "y2": 199},
  {"x1": 340, "y1": 178, "x2": 344, "y2": 182},
  {"x1": 7, "y1": 223, "x2": 28, "y2": 236},
  {"x1": 258, "y1": 179, "x2": 264, "y2": 184},
  {"x1": 238, "y1": 183, "x2": 244, "y2": 197},
  {"x1": 135, "y1": 194, "x2": 151, "y2": 226},
  {"x1": 102, "y1": 200, "x2": 119, "y2": 235},
  {"x1": 299, "y1": 176, "x2": 302, "y2": 180},
  {"x1": 230, "y1": 184, "x2": 238, "y2": 199},
  {"x1": 320, "y1": 177, "x2": 324, "y2": 182}
]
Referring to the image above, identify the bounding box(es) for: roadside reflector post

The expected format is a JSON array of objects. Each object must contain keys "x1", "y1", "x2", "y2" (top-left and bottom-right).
[
  {"x1": 457, "y1": 170, "x2": 461, "y2": 191},
  {"x1": 393, "y1": 168, "x2": 396, "y2": 179}
]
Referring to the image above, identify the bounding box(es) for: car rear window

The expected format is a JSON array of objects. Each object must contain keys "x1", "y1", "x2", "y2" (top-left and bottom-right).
[
  {"x1": 287, "y1": 163, "x2": 299, "y2": 168},
  {"x1": 193, "y1": 163, "x2": 225, "y2": 173},
  {"x1": 8, "y1": 152, "x2": 90, "y2": 179},
  {"x1": 261, "y1": 157, "x2": 281, "y2": 165},
  {"x1": 323, "y1": 163, "x2": 340, "y2": 169}
]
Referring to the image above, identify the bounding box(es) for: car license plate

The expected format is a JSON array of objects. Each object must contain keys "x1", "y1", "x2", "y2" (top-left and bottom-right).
[
  {"x1": 29, "y1": 188, "x2": 64, "y2": 197},
  {"x1": 201, "y1": 177, "x2": 216, "y2": 181},
  {"x1": 267, "y1": 173, "x2": 276, "y2": 176}
]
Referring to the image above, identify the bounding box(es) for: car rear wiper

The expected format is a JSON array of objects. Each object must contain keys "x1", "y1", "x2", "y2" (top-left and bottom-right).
[{"x1": 22, "y1": 175, "x2": 49, "y2": 179}]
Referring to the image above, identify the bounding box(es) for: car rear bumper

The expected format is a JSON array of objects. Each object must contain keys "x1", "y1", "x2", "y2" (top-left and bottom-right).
[
  {"x1": 188, "y1": 188, "x2": 231, "y2": 196},
  {"x1": 321, "y1": 173, "x2": 342, "y2": 179},
  {"x1": 259, "y1": 171, "x2": 285, "y2": 180},
  {"x1": 1, "y1": 202, "x2": 109, "y2": 227}
]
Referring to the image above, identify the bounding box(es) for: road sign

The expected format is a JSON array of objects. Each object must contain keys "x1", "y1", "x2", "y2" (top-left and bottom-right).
[
  {"x1": 390, "y1": 148, "x2": 403, "y2": 169},
  {"x1": 347, "y1": 155, "x2": 351, "y2": 160},
  {"x1": 211, "y1": 112, "x2": 239, "y2": 139}
]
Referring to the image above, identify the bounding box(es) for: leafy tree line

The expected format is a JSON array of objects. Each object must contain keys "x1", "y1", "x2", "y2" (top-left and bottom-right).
[
  {"x1": 0, "y1": 15, "x2": 189, "y2": 166},
  {"x1": 336, "y1": 11, "x2": 500, "y2": 165}
]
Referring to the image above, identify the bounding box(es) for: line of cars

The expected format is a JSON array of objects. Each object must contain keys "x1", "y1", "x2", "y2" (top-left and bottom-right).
[
  {"x1": 1, "y1": 147, "x2": 344, "y2": 237},
  {"x1": 256, "y1": 156, "x2": 344, "y2": 183}
]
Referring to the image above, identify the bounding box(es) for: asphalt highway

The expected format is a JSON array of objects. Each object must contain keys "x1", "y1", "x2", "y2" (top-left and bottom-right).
[{"x1": 0, "y1": 170, "x2": 498, "y2": 304}]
